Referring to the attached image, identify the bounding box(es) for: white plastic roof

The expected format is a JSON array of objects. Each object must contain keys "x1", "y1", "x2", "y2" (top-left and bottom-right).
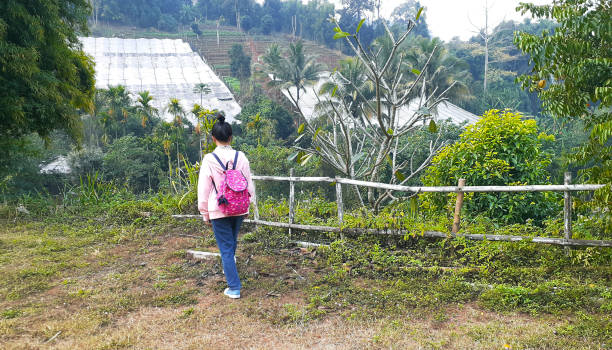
[
  {"x1": 40, "y1": 156, "x2": 71, "y2": 174},
  {"x1": 281, "y1": 73, "x2": 479, "y2": 127},
  {"x1": 80, "y1": 37, "x2": 241, "y2": 123}
]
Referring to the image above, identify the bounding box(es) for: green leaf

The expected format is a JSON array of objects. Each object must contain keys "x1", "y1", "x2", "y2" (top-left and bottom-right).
[
  {"x1": 409, "y1": 197, "x2": 418, "y2": 217},
  {"x1": 411, "y1": 68, "x2": 421, "y2": 75},
  {"x1": 296, "y1": 151, "x2": 307, "y2": 163},
  {"x1": 428, "y1": 119, "x2": 438, "y2": 133},
  {"x1": 288, "y1": 151, "x2": 299, "y2": 162},
  {"x1": 333, "y1": 32, "x2": 351, "y2": 40},
  {"x1": 395, "y1": 170, "x2": 406, "y2": 182},
  {"x1": 331, "y1": 85, "x2": 338, "y2": 97},
  {"x1": 416, "y1": 7, "x2": 424, "y2": 21},
  {"x1": 333, "y1": 27, "x2": 341, "y2": 33},
  {"x1": 387, "y1": 128, "x2": 394, "y2": 136},
  {"x1": 313, "y1": 127, "x2": 321, "y2": 140},
  {"x1": 297, "y1": 123, "x2": 305, "y2": 134},
  {"x1": 299, "y1": 153, "x2": 313, "y2": 166},
  {"x1": 356, "y1": 19, "x2": 365, "y2": 34}
]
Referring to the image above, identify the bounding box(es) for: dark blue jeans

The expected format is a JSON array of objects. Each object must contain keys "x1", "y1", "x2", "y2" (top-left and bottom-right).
[{"x1": 211, "y1": 215, "x2": 244, "y2": 291}]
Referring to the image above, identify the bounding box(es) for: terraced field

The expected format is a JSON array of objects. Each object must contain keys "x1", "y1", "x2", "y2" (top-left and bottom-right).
[{"x1": 184, "y1": 26, "x2": 345, "y2": 78}]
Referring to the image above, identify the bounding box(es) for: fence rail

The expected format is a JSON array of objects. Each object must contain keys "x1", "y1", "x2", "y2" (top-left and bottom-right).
[
  {"x1": 172, "y1": 215, "x2": 612, "y2": 248},
  {"x1": 252, "y1": 175, "x2": 604, "y2": 193},
  {"x1": 174, "y1": 173, "x2": 611, "y2": 248}
]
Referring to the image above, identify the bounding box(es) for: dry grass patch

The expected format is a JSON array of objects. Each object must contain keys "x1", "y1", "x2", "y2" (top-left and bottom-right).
[{"x1": 1, "y1": 214, "x2": 610, "y2": 349}]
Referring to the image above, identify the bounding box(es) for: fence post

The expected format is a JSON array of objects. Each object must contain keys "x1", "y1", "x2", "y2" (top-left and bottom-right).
[
  {"x1": 564, "y1": 172, "x2": 572, "y2": 254},
  {"x1": 335, "y1": 177, "x2": 344, "y2": 240},
  {"x1": 289, "y1": 168, "x2": 295, "y2": 238},
  {"x1": 452, "y1": 178, "x2": 466, "y2": 234},
  {"x1": 252, "y1": 177, "x2": 259, "y2": 222}
]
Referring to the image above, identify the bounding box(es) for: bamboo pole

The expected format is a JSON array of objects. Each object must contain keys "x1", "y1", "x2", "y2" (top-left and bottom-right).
[
  {"x1": 288, "y1": 168, "x2": 295, "y2": 239},
  {"x1": 251, "y1": 175, "x2": 604, "y2": 193},
  {"x1": 335, "y1": 177, "x2": 344, "y2": 240},
  {"x1": 452, "y1": 178, "x2": 466, "y2": 233},
  {"x1": 171, "y1": 215, "x2": 612, "y2": 247}
]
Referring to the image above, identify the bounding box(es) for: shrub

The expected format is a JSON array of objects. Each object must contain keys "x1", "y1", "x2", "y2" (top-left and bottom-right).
[
  {"x1": 421, "y1": 109, "x2": 559, "y2": 224},
  {"x1": 68, "y1": 147, "x2": 104, "y2": 178},
  {"x1": 103, "y1": 136, "x2": 164, "y2": 193}
]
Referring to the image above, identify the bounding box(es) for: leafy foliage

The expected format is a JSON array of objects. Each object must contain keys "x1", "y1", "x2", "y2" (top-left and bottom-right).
[
  {"x1": 236, "y1": 95, "x2": 295, "y2": 143},
  {"x1": 263, "y1": 40, "x2": 325, "y2": 104},
  {"x1": 514, "y1": 0, "x2": 612, "y2": 234},
  {"x1": 422, "y1": 109, "x2": 559, "y2": 223},
  {"x1": 0, "y1": 0, "x2": 95, "y2": 142},
  {"x1": 103, "y1": 136, "x2": 164, "y2": 192},
  {"x1": 229, "y1": 44, "x2": 251, "y2": 80}
]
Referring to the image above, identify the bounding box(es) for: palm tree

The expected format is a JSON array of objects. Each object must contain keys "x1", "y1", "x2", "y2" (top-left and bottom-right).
[
  {"x1": 193, "y1": 83, "x2": 211, "y2": 106},
  {"x1": 402, "y1": 37, "x2": 472, "y2": 103},
  {"x1": 90, "y1": 90, "x2": 108, "y2": 147},
  {"x1": 105, "y1": 85, "x2": 131, "y2": 139},
  {"x1": 260, "y1": 43, "x2": 282, "y2": 80},
  {"x1": 265, "y1": 40, "x2": 325, "y2": 110},
  {"x1": 191, "y1": 104, "x2": 203, "y2": 160},
  {"x1": 318, "y1": 57, "x2": 375, "y2": 121},
  {"x1": 166, "y1": 98, "x2": 186, "y2": 170},
  {"x1": 136, "y1": 91, "x2": 158, "y2": 129}
]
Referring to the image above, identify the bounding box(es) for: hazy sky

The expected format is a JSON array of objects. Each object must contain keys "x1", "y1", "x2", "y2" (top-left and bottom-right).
[{"x1": 332, "y1": 0, "x2": 554, "y2": 41}]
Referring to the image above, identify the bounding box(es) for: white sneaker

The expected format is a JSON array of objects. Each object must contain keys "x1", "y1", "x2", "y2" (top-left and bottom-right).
[{"x1": 223, "y1": 288, "x2": 240, "y2": 299}]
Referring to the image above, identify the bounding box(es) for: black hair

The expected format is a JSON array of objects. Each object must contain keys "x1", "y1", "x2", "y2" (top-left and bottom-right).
[{"x1": 211, "y1": 112, "x2": 232, "y2": 142}]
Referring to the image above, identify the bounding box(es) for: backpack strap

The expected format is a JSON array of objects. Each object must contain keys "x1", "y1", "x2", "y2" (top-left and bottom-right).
[
  {"x1": 211, "y1": 153, "x2": 227, "y2": 171},
  {"x1": 210, "y1": 153, "x2": 226, "y2": 194},
  {"x1": 232, "y1": 151, "x2": 239, "y2": 170}
]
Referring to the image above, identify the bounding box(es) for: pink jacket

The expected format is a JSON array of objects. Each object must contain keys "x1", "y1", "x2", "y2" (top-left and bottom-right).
[{"x1": 197, "y1": 147, "x2": 255, "y2": 221}]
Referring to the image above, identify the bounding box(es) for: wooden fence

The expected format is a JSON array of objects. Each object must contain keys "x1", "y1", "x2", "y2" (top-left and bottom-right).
[{"x1": 174, "y1": 171, "x2": 612, "y2": 248}]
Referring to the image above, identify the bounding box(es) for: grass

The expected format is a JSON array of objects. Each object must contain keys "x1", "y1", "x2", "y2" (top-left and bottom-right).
[{"x1": 0, "y1": 201, "x2": 610, "y2": 349}]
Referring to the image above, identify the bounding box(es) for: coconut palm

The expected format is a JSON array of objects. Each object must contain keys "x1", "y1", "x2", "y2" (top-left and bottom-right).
[
  {"x1": 259, "y1": 43, "x2": 282, "y2": 80},
  {"x1": 318, "y1": 57, "x2": 376, "y2": 121},
  {"x1": 402, "y1": 37, "x2": 472, "y2": 103},
  {"x1": 193, "y1": 83, "x2": 211, "y2": 106},
  {"x1": 136, "y1": 91, "x2": 158, "y2": 129},
  {"x1": 265, "y1": 40, "x2": 325, "y2": 110}
]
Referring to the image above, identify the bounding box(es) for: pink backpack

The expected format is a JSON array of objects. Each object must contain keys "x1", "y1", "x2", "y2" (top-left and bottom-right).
[{"x1": 211, "y1": 151, "x2": 250, "y2": 216}]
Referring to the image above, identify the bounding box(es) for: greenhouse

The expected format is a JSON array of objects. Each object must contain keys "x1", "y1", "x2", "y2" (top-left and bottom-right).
[{"x1": 79, "y1": 37, "x2": 241, "y2": 123}]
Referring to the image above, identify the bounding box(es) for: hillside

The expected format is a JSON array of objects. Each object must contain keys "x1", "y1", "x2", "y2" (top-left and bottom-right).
[
  {"x1": 185, "y1": 25, "x2": 345, "y2": 77},
  {"x1": 90, "y1": 23, "x2": 346, "y2": 84}
]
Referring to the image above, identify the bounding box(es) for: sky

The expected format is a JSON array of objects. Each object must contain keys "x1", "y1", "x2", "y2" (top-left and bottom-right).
[{"x1": 333, "y1": 0, "x2": 554, "y2": 42}]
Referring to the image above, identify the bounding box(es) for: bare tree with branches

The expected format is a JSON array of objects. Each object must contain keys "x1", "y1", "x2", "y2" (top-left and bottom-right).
[
  {"x1": 468, "y1": 0, "x2": 493, "y2": 93},
  {"x1": 288, "y1": 13, "x2": 457, "y2": 211}
]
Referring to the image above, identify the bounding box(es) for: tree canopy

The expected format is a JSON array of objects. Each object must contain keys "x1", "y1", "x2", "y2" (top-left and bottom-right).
[
  {"x1": 0, "y1": 0, "x2": 95, "y2": 142},
  {"x1": 229, "y1": 44, "x2": 252, "y2": 80},
  {"x1": 514, "y1": 0, "x2": 611, "y2": 232}
]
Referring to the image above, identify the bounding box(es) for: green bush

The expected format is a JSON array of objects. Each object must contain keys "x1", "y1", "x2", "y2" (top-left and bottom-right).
[
  {"x1": 421, "y1": 109, "x2": 560, "y2": 224},
  {"x1": 103, "y1": 136, "x2": 164, "y2": 193},
  {"x1": 244, "y1": 146, "x2": 334, "y2": 200}
]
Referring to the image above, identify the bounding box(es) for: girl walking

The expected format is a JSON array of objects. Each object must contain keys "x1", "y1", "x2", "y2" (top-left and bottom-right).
[{"x1": 198, "y1": 114, "x2": 254, "y2": 299}]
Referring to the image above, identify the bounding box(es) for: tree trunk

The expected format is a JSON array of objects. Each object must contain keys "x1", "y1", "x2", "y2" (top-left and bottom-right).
[
  {"x1": 368, "y1": 138, "x2": 390, "y2": 209},
  {"x1": 483, "y1": 0, "x2": 489, "y2": 93}
]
